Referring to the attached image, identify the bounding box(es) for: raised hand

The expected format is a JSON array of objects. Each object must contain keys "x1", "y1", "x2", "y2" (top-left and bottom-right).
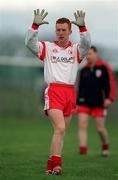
[
  {"x1": 71, "y1": 10, "x2": 85, "y2": 27},
  {"x1": 33, "y1": 9, "x2": 49, "y2": 26}
]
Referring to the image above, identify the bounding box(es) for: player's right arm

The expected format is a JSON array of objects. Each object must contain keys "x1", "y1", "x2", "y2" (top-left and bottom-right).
[{"x1": 25, "y1": 9, "x2": 49, "y2": 59}]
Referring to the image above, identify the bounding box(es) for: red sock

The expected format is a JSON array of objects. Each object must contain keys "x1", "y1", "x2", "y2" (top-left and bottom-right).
[
  {"x1": 51, "y1": 155, "x2": 62, "y2": 170},
  {"x1": 102, "y1": 144, "x2": 109, "y2": 150},
  {"x1": 80, "y1": 146, "x2": 87, "y2": 155},
  {"x1": 46, "y1": 157, "x2": 53, "y2": 172}
]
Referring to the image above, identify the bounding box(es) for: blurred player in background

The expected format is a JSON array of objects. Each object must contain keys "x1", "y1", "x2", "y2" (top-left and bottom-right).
[
  {"x1": 25, "y1": 9, "x2": 91, "y2": 175},
  {"x1": 76, "y1": 46, "x2": 116, "y2": 156}
]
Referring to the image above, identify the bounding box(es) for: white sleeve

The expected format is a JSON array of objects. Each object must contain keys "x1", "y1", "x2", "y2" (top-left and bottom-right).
[
  {"x1": 77, "y1": 30, "x2": 91, "y2": 62},
  {"x1": 25, "y1": 28, "x2": 44, "y2": 59}
]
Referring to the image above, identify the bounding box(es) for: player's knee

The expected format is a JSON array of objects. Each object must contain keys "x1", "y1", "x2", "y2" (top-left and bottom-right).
[
  {"x1": 79, "y1": 120, "x2": 88, "y2": 129},
  {"x1": 56, "y1": 125, "x2": 66, "y2": 135},
  {"x1": 97, "y1": 127, "x2": 105, "y2": 134}
]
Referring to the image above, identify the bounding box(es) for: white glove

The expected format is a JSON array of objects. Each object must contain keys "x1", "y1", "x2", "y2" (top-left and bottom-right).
[
  {"x1": 33, "y1": 9, "x2": 49, "y2": 26},
  {"x1": 71, "y1": 10, "x2": 85, "y2": 27}
]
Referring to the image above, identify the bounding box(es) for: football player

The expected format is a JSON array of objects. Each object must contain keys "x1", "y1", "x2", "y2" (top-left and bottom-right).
[
  {"x1": 25, "y1": 9, "x2": 91, "y2": 175},
  {"x1": 76, "y1": 46, "x2": 116, "y2": 156}
]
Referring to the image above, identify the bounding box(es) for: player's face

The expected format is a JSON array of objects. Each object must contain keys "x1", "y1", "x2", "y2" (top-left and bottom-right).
[
  {"x1": 56, "y1": 23, "x2": 72, "y2": 44},
  {"x1": 86, "y1": 49, "x2": 98, "y2": 64}
]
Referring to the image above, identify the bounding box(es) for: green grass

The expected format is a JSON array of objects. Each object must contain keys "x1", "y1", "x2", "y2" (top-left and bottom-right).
[{"x1": 0, "y1": 115, "x2": 118, "y2": 180}]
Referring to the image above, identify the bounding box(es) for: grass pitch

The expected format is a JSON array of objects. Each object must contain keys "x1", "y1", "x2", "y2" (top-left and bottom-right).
[{"x1": 0, "y1": 114, "x2": 118, "y2": 180}]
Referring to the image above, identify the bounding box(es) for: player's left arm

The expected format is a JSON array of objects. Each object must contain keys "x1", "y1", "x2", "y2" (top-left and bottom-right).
[
  {"x1": 71, "y1": 10, "x2": 91, "y2": 62},
  {"x1": 102, "y1": 63, "x2": 116, "y2": 108}
]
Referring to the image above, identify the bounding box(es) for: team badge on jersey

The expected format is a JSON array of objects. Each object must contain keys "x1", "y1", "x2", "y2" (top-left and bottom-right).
[
  {"x1": 96, "y1": 69, "x2": 102, "y2": 78},
  {"x1": 68, "y1": 49, "x2": 73, "y2": 55}
]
